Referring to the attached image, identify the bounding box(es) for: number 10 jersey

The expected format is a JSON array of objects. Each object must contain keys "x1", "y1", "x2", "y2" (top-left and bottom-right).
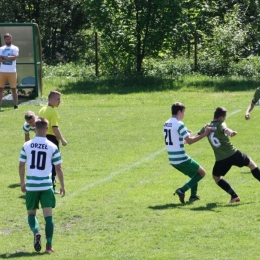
[{"x1": 19, "y1": 136, "x2": 62, "y2": 191}]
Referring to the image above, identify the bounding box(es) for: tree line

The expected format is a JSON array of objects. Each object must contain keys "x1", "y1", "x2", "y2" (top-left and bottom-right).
[{"x1": 0, "y1": 0, "x2": 259, "y2": 76}]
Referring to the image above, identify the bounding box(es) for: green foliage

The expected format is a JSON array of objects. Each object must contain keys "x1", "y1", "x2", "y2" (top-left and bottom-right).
[
  {"x1": 86, "y1": 0, "x2": 182, "y2": 72},
  {"x1": 42, "y1": 62, "x2": 95, "y2": 78},
  {"x1": 228, "y1": 56, "x2": 260, "y2": 79},
  {"x1": 143, "y1": 57, "x2": 194, "y2": 77},
  {"x1": 0, "y1": 0, "x2": 91, "y2": 64},
  {"x1": 198, "y1": 5, "x2": 250, "y2": 75}
]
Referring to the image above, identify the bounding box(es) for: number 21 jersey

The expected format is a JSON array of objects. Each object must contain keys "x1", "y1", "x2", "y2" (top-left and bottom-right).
[{"x1": 163, "y1": 117, "x2": 190, "y2": 165}]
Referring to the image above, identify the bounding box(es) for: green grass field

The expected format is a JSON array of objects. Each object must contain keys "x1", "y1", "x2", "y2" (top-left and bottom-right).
[{"x1": 1, "y1": 76, "x2": 260, "y2": 259}]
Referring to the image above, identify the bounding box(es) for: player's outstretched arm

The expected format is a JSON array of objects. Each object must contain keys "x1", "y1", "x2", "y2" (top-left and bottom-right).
[
  {"x1": 224, "y1": 128, "x2": 237, "y2": 137},
  {"x1": 185, "y1": 126, "x2": 212, "y2": 145},
  {"x1": 245, "y1": 103, "x2": 255, "y2": 120}
]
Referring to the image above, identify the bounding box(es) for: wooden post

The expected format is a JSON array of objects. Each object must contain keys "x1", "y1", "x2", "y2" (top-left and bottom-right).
[
  {"x1": 95, "y1": 32, "x2": 98, "y2": 76},
  {"x1": 194, "y1": 30, "x2": 198, "y2": 72}
]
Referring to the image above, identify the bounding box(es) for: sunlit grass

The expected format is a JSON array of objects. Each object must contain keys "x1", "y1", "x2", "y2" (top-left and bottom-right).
[{"x1": 0, "y1": 74, "x2": 259, "y2": 259}]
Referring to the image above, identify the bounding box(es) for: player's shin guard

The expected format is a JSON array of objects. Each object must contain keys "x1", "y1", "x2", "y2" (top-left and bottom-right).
[{"x1": 251, "y1": 167, "x2": 260, "y2": 181}]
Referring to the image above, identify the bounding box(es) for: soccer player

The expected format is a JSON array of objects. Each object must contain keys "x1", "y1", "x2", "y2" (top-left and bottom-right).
[
  {"x1": 198, "y1": 107, "x2": 260, "y2": 203},
  {"x1": 23, "y1": 111, "x2": 37, "y2": 141},
  {"x1": 19, "y1": 117, "x2": 65, "y2": 253},
  {"x1": 163, "y1": 102, "x2": 212, "y2": 204},
  {"x1": 245, "y1": 87, "x2": 260, "y2": 120},
  {"x1": 38, "y1": 91, "x2": 67, "y2": 193}
]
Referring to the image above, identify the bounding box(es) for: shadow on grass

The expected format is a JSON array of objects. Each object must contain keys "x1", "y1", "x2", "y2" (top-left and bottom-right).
[
  {"x1": 148, "y1": 203, "x2": 180, "y2": 210},
  {"x1": 8, "y1": 183, "x2": 20, "y2": 189},
  {"x1": 18, "y1": 194, "x2": 26, "y2": 200},
  {"x1": 149, "y1": 201, "x2": 247, "y2": 211},
  {"x1": 56, "y1": 75, "x2": 259, "y2": 95},
  {"x1": 0, "y1": 252, "x2": 45, "y2": 258}
]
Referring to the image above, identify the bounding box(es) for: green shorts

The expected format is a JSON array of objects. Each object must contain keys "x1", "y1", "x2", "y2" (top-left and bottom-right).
[
  {"x1": 171, "y1": 158, "x2": 200, "y2": 178},
  {"x1": 26, "y1": 189, "x2": 56, "y2": 210}
]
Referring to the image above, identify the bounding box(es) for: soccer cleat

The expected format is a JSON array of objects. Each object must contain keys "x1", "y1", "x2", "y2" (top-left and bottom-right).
[
  {"x1": 46, "y1": 246, "x2": 54, "y2": 253},
  {"x1": 189, "y1": 195, "x2": 201, "y2": 202},
  {"x1": 34, "y1": 232, "x2": 41, "y2": 252},
  {"x1": 174, "y1": 188, "x2": 185, "y2": 204},
  {"x1": 229, "y1": 196, "x2": 240, "y2": 203}
]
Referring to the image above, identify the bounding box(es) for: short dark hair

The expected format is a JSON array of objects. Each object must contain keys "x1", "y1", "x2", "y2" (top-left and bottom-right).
[
  {"x1": 4, "y1": 33, "x2": 12, "y2": 39},
  {"x1": 35, "y1": 117, "x2": 49, "y2": 130},
  {"x1": 214, "y1": 107, "x2": 227, "y2": 119},
  {"x1": 171, "y1": 102, "x2": 185, "y2": 115},
  {"x1": 48, "y1": 90, "x2": 61, "y2": 100}
]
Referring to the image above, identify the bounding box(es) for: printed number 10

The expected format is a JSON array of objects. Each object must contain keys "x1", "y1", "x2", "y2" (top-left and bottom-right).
[{"x1": 30, "y1": 150, "x2": 47, "y2": 170}]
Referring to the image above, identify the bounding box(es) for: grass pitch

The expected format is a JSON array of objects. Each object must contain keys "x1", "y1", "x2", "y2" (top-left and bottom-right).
[{"x1": 0, "y1": 76, "x2": 260, "y2": 259}]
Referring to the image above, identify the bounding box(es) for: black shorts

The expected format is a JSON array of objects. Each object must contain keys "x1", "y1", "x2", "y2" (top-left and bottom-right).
[
  {"x1": 46, "y1": 134, "x2": 59, "y2": 149},
  {"x1": 213, "y1": 150, "x2": 250, "y2": 177}
]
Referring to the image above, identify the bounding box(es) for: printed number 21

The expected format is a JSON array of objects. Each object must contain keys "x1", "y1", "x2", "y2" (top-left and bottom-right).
[
  {"x1": 164, "y1": 129, "x2": 173, "y2": 145},
  {"x1": 30, "y1": 150, "x2": 47, "y2": 170}
]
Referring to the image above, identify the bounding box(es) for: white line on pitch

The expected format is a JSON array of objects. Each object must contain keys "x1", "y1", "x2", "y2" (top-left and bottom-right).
[{"x1": 56, "y1": 109, "x2": 241, "y2": 206}]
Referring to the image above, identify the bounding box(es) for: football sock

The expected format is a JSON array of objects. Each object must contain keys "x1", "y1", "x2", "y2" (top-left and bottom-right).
[
  {"x1": 190, "y1": 183, "x2": 198, "y2": 197},
  {"x1": 217, "y1": 179, "x2": 238, "y2": 198},
  {"x1": 45, "y1": 216, "x2": 54, "y2": 247},
  {"x1": 28, "y1": 214, "x2": 39, "y2": 234},
  {"x1": 251, "y1": 167, "x2": 260, "y2": 181},
  {"x1": 181, "y1": 174, "x2": 203, "y2": 193}
]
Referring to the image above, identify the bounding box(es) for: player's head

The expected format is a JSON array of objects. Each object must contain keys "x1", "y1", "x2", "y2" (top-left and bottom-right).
[
  {"x1": 35, "y1": 117, "x2": 49, "y2": 135},
  {"x1": 48, "y1": 90, "x2": 61, "y2": 107},
  {"x1": 214, "y1": 107, "x2": 227, "y2": 120},
  {"x1": 171, "y1": 102, "x2": 185, "y2": 115},
  {"x1": 4, "y1": 33, "x2": 12, "y2": 46},
  {"x1": 24, "y1": 111, "x2": 36, "y2": 127}
]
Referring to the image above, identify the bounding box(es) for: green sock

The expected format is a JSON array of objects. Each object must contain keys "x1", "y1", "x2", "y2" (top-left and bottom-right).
[
  {"x1": 28, "y1": 215, "x2": 39, "y2": 234},
  {"x1": 190, "y1": 183, "x2": 198, "y2": 197},
  {"x1": 45, "y1": 216, "x2": 54, "y2": 247},
  {"x1": 181, "y1": 174, "x2": 203, "y2": 193}
]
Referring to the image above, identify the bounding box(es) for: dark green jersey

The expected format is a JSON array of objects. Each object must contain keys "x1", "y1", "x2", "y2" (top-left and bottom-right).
[
  {"x1": 252, "y1": 87, "x2": 260, "y2": 104},
  {"x1": 199, "y1": 121, "x2": 237, "y2": 161}
]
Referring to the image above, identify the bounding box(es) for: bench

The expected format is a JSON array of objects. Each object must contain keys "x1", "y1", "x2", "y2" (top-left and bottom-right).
[{"x1": 5, "y1": 76, "x2": 36, "y2": 90}]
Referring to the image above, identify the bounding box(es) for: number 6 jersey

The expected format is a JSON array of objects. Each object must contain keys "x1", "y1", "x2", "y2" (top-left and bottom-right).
[
  {"x1": 198, "y1": 121, "x2": 236, "y2": 161},
  {"x1": 19, "y1": 136, "x2": 62, "y2": 191}
]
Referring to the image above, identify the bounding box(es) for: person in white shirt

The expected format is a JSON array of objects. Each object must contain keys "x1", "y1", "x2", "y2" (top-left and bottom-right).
[
  {"x1": 19, "y1": 117, "x2": 65, "y2": 253},
  {"x1": 0, "y1": 33, "x2": 19, "y2": 110}
]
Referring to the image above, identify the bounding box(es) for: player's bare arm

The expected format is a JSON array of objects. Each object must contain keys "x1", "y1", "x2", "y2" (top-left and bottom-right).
[
  {"x1": 19, "y1": 162, "x2": 26, "y2": 193},
  {"x1": 185, "y1": 126, "x2": 212, "y2": 145},
  {"x1": 245, "y1": 103, "x2": 255, "y2": 120},
  {"x1": 55, "y1": 164, "x2": 65, "y2": 197},
  {"x1": 224, "y1": 127, "x2": 237, "y2": 137}
]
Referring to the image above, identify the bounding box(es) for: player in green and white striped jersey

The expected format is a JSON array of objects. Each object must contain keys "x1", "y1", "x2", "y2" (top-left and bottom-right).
[
  {"x1": 163, "y1": 102, "x2": 212, "y2": 204},
  {"x1": 23, "y1": 111, "x2": 37, "y2": 141},
  {"x1": 19, "y1": 117, "x2": 65, "y2": 253},
  {"x1": 198, "y1": 107, "x2": 260, "y2": 203}
]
